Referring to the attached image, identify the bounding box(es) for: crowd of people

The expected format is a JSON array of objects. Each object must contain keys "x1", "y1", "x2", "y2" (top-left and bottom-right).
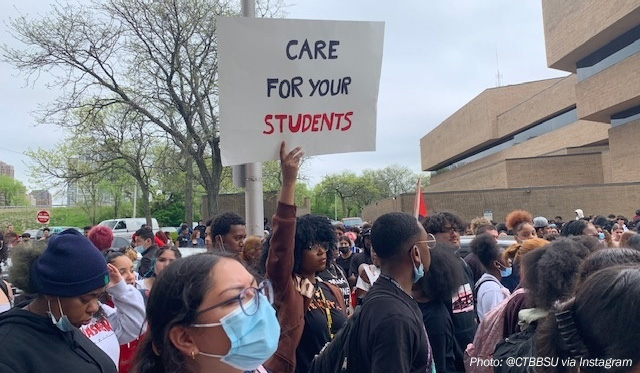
[{"x1": 0, "y1": 142, "x2": 638, "y2": 373}]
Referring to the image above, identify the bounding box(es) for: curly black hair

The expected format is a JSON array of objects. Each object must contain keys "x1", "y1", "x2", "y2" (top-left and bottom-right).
[
  {"x1": 470, "y1": 233, "x2": 501, "y2": 269},
  {"x1": 292, "y1": 214, "x2": 336, "y2": 274},
  {"x1": 536, "y1": 266, "x2": 640, "y2": 373},
  {"x1": 421, "y1": 212, "x2": 465, "y2": 235},
  {"x1": 372, "y1": 212, "x2": 421, "y2": 259},
  {"x1": 526, "y1": 238, "x2": 590, "y2": 309},
  {"x1": 577, "y1": 248, "x2": 640, "y2": 287},
  {"x1": 560, "y1": 219, "x2": 589, "y2": 237},
  {"x1": 420, "y1": 241, "x2": 465, "y2": 302},
  {"x1": 210, "y1": 212, "x2": 246, "y2": 238}
]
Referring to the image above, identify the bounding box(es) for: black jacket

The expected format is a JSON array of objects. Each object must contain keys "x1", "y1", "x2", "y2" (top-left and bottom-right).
[
  {"x1": 0, "y1": 307, "x2": 117, "y2": 373},
  {"x1": 138, "y1": 244, "x2": 160, "y2": 276}
]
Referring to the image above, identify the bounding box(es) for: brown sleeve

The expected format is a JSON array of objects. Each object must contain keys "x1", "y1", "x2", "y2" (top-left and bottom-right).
[{"x1": 266, "y1": 202, "x2": 297, "y2": 299}]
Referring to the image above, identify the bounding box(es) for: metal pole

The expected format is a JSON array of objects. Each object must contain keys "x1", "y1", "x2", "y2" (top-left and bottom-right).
[{"x1": 241, "y1": 0, "x2": 264, "y2": 236}]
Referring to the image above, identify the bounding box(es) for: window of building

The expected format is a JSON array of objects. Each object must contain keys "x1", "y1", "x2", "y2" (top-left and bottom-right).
[
  {"x1": 611, "y1": 105, "x2": 640, "y2": 128},
  {"x1": 440, "y1": 108, "x2": 578, "y2": 171},
  {"x1": 577, "y1": 24, "x2": 640, "y2": 81}
]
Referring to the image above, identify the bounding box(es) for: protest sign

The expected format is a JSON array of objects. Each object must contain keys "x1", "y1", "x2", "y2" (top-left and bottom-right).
[{"x1": 217, "y1": 17, "x2": 384, "y2": 166}]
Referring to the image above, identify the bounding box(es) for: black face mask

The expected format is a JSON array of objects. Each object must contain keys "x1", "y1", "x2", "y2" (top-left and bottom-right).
[{"x1": 339, "y1": 247, "x2": 350, "y2": 254}]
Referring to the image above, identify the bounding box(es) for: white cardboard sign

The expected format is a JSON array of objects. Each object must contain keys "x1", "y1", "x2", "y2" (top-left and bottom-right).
[{"x1": 217, "y1": 17, "x2": 385, "y2": 166}]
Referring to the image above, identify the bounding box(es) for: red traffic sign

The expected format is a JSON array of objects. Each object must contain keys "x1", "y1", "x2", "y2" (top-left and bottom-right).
[{"x1": 36, "y1": 210, "x2": 50, "y2": 224}]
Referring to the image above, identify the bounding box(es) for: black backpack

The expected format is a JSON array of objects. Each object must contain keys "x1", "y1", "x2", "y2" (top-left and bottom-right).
[
  {"x1": 308, "y1": 292, "x2": 390, "y2": 373},
  {"x1": 307, "y1": 303, "x2": 363, "y2": 373},
  {"x1": 492, "y1": 324, "x2": 537, "y2": 373}
]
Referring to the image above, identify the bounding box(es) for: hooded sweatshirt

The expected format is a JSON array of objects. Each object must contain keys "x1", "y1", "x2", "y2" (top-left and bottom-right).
[{"x1": 0, "y1": 307, "x2": 117, "y2": 373}]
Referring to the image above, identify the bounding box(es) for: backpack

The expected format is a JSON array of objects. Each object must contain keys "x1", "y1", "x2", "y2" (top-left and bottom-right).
[
  {"x1": 464, "y1": 288, "x2": 526, "y2": 373},
  {"x1": 307, "y1": 302, "x2": 364, "y2": 373},
  {"x1": 308, "y1": 292, "x2": 386, "y2": 373},
  {"x1": 492, "y1": 324, "x2": 537, "y2": 373}
]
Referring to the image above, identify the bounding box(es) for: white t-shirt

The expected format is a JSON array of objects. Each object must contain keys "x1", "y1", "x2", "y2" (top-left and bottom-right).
[{"x1": 475, "y1": 273, "x2": 510, "y2": 322}]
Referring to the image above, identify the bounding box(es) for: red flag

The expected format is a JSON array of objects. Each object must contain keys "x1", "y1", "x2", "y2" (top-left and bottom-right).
[{"x1": 413, "y1": 177, "x2": 427, "y2": 220}]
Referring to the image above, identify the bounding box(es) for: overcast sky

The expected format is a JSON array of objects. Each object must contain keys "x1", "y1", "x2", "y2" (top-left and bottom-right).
[{"x1": 0, "y1": 0, "x2": 567, "y2": 199}]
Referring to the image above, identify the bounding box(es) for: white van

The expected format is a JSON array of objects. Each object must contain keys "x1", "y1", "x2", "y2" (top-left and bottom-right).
[{"x1": 98, "y1": 218, "x2": 160, "y2": 238}]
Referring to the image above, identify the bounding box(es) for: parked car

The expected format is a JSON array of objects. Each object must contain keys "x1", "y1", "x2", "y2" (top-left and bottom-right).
[
  {"x1": 35, "y1": 226, "x2": 83, "y2": 240},
  {"x1": 98, "y1": 218, "x2": 160, "y2": 238},
  {"x1": 22, "y1": 229, "x2": 39, "y2": 239},
  {"x1": 458, "y1": 235, "x2": 517, "y2": 258},
  {"x1": 110, "y1": 236, "x2": 131, "y2": 250},
  {"x1": 160, "y1": 226, "x2": 178, "y2": 234},
  {"x1": 341, "y1": 217, "x2": 364, "y2": 229}
]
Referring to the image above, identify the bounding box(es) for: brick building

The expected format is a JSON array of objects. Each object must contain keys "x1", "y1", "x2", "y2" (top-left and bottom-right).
[
  {"x1": 30, "y1": 190, "x2": 52, "y2": 207},
  {"x1": 363, "y1": 1, "x2": 640, "y2": 223},
  {"x1": 0, "y1": 161, "x2": 14, "y2": 178}
]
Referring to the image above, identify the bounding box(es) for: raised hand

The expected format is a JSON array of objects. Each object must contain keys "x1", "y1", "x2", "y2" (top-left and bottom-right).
[
  {"x1": 279, "y1": 141, "x2": 304, "y2": 205},
  {"x1": 106, "y1": 263, "x2": 123, "y2": 288},
  {"x1": 280, "y1": 141, "x2": 303, "y2": 186}
]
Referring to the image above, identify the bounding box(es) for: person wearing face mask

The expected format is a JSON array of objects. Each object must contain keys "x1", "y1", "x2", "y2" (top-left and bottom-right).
[
  {"x1": 335, "y1": 235, "x2": 354, "y2": 281},
  {"x1": 263, "y1": 143, "x2": 347, "y2": 373},
  {"x1": 133, "y1": 253, "x2": 280, "y2": 373},
  {"x1": 210, "y1": 212, "x2": 247, "y2": 258},
  {"x1": 350, "y1": 212, "x2": 433, "y2": 373},
  {"x1": 470, "y1": 234, "x2": 511, "y2": 322},
  {"x1": 134, "y1": 227, "x2": 160, "y2": 277},
  {"x1": 0, "y1": 229, "x2": 117, "y2": 372}
]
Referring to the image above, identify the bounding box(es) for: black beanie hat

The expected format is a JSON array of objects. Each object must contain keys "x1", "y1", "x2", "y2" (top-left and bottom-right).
[{"x1": 31, "y1": 228, "x2": 109, "y2": 297}]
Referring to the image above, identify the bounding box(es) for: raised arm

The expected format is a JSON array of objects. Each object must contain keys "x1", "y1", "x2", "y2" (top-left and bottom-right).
[{"x1": 266, "y1": 142, "x2": 303, "y2": 291}]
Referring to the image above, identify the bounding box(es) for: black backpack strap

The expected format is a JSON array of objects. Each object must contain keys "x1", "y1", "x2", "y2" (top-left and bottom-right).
[{"x1": 0, "y1": 280, "x2": 11, "y2": 306}]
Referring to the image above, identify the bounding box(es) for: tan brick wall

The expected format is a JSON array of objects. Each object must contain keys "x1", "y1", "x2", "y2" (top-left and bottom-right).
[
  {"x1": 505, "y1": 153, "x2": 604, "y2": 188},
  {"x1": 427, "y1": 162, "x2": 507, "y2": 192},
  {"x1": 602, "y1": 150, "x2": 613, "y2": 183},
  {"x1": 496, "y1": 75, "x2": 576, "y2": 138},
  {"x1": 363, "y1": 183, "x2": 640, "y2": 224},
  {"x1": 429, "y1": 120, "x2": 610, "y2": 188},
  {"x1": 421, "y1": 78, "x2": 564, "y2": 170},
  {"x1": 609, "y1": 118, "x2": 640, "y2": 182},
  {"x1": 576, "y1": 52, "x2": 640, "y2": 122},
  {"x1": 542, "y1": 0, "x2": 640, "y2": 71}
]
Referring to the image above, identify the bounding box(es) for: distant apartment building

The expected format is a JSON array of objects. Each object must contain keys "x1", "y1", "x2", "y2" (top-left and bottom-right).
[
  {"x1": 30, "y1": 190, "x2": 52, "y2": 207},
  {"x1": 0, "y1": 161, "x2": 14, "y2": 178}
]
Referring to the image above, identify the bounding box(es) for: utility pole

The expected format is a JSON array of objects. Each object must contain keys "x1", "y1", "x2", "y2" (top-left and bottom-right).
[{"x1": 241, "y1": 0, "x2": 265, "y2": 236}]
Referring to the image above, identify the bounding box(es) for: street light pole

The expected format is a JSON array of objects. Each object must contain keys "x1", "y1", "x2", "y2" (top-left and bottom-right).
[{"x1": 241, "y1": 0, "x2": 265, "y2": 237}]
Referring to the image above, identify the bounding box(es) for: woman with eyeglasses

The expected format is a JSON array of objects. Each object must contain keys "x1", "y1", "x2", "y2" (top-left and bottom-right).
[
  {"x1": 133, "y1": 253, "x2": 279, "y2": 373},
  {"x1": 262, "y1": 142, "x2": 348, "y2": 373}
]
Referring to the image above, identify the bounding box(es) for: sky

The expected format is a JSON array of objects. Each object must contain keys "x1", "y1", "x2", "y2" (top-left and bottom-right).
[{"x1": 0, "y1": 0, "x2": 567, "y2": 200}]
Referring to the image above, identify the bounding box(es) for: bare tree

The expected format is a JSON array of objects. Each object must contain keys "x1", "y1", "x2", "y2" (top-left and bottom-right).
[{"x1": 4, "y1": 0, "x2": 285, "y2": 218}]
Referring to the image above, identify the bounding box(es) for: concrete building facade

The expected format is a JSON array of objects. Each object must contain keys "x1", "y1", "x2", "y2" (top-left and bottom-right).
[{"x1": 364, "y1": 1, "x2": 640, "y2": 223}]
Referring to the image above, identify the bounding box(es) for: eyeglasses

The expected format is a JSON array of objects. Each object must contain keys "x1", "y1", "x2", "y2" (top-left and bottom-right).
[
  {"x1": 441, "y1": 227, "x2": 461, "y2": 235},
  {"x1": 306, "y1": 243, "x2": 329, "y2": 254},
  {"x1": 414, "y1": 233, "x2": 437, "y2": 250},
  {"x1": 195, "y1": 279, "x2": 274, "y2": 317}
]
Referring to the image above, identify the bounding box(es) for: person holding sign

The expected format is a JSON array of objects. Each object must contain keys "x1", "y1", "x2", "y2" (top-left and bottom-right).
[{"x1": 263, "y1": 142, "x2": 347, "y2": 373}]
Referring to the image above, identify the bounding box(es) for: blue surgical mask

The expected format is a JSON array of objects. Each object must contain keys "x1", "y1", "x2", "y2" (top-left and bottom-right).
[
  {"x1": 191, "y1": 293, "x2": 280, "y2": 370},
  {"x1": 134, "y1": 245, "x2": 145, "y2": 254},
  {"x1": 413, "y1": 262, "x2": 425, "y2": 283},
  {"x1": 598, "y1": 232, "x2": 605, "y2": 241},
  {"x1": 500, "y1": 266, "x2": 512, "y2": 278},
  {"x1": 47, "y1": 298, "x2": 74, "y2": 332}
]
